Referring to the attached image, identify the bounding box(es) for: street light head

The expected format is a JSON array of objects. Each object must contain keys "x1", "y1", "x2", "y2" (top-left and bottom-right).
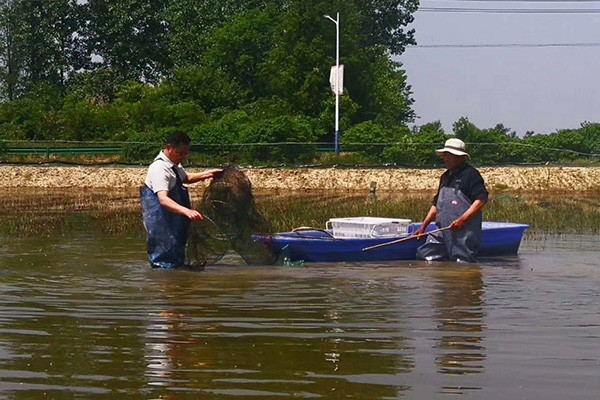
[{"x1": 324, "y1": 14, "x2": 337, "y2": 24}]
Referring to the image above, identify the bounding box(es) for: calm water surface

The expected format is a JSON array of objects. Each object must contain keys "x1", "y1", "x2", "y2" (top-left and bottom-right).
[{"x1": 0, "y1": 232, "x2": 598, "y2": 399}]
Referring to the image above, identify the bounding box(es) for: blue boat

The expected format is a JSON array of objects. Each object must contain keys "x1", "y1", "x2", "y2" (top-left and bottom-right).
[{"x1": 253, "y1": 222, "x2": 529, "y2": 263}]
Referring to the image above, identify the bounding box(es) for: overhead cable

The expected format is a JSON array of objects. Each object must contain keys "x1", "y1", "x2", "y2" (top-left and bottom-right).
[
  {"x1": 419, "y1": 6, "x2": 600, "y2": 13},
  {"x1": 425, "y1": 0, "x2": 600, "y2": 2},
  {"x1": 408, "y1": 42, "x2": 600, "y2": 48}
]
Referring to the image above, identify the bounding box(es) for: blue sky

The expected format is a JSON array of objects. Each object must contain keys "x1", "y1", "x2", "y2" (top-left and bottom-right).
[{"x1": 399, "y1": 1, "x2": 600, "y2": 136}]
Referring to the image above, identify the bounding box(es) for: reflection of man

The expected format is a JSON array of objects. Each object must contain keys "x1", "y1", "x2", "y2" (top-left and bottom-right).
[
  {"x1": 432, "y1": 266, "x2": 485, "y2": 377},
  {"x1": 414, "y1": 139, "x2": 488, "y2": 263},
  {"x1": 140, "y1": 132, "x2": 221, "y2": 268}
]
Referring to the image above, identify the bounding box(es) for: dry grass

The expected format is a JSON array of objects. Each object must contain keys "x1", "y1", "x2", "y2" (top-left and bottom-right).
[
  {"x1": 1, "y1": 165, "x2": 600, "y2": 192},
  {"x1": 1, "y1": 165, "x2": 598, "y2": 235},
  {"x1": 1, "y1": 188, "x2": 598, "y2": 236}
]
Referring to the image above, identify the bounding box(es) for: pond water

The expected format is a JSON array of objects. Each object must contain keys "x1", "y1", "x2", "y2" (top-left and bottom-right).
[{"x1": 0, "y1": 231, "x2": 598, "y2": 399}]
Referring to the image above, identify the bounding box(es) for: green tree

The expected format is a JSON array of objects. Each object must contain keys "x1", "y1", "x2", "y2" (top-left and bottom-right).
[
  {"x1": 66, "y1": 68, "x2": 121, "y2": 104},
  {"x1": 20, "y1": 0, "x2": 80, "y2": 89},
  {"x1": 162, "y1": 65, "x2": 244, "y2": 113},
  {"x1": 350, "y1": 46, "x2": 414, "y2": 126},
  {"x1": 193, "y1": 1, "x2": 417, "y2": 133},
  {"x1": 200, "y1": 8, "x2": 279, "y2": 103},
  {"x1": 342, "y1": 120, "x2": 410, "y2": 162},
  {"x1": 0, "y1": 0, "x2": 82, "y2": 99},
  {"x1": 83, "y1": 0, "x2": 172, "y2": 84},
  {"x1": 0, "y1": 0, "x2": 25, "y2": 100},
  {"x1": 579, "y1": 122, "x2": 600, "y2": 154},
  {"x1": 380, "y1": 121, "x2": 447, "y2": 166},
  {"x1": 0, "y1": 0, "x2": 423, "y2": 164},
  {"x1": 453, "y1": 117, "x2": 522, "y2": 164},
  {"x1": 164, "y1": 0, "x2": 266, "y2": 67}
]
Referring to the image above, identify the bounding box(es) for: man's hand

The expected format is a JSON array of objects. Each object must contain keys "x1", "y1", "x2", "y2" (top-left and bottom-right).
[
  {"x1": 450, "y1": 200, "x2": 486, "y2": 231},
  {"x1": 413, "y1": 226, "x2": 428, "y2": 236},
  {"x1": 157, "y1": 191, "x2": 203, "y2": 220},
  {"x1": 186, "y1": 168, "x2": 223, "y2": 184},
  {"x1": 450, "y1": 217, "x2": 466, "y2": 230},
  {"x1": 414, "y1": 205, "x2": 438, "y2": 237},
  {"x1": 204, "y1": 168, "x2": 222, "y2": 178},
  {"x1": 183, "y1": 208, "x2": 203, "y2": 221}
]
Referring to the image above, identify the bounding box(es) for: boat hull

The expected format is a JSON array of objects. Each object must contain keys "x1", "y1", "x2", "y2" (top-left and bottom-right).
[{"x1": 253, "y1": 222, "x2": 529, "y2": 263}]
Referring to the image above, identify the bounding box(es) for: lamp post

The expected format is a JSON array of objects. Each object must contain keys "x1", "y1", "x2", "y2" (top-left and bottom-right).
[{"x1": 324, "y1": 12, "x2": 340, "y2": 157}]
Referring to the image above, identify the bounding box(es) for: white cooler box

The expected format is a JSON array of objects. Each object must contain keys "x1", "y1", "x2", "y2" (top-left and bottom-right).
[{"x1": 326, "y1": 217, "x2": 412, "y2": 239}]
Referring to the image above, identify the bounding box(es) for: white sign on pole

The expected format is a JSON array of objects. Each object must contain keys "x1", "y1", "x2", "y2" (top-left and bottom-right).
[{"x1": 329, "y1": 65, "x2": 344, "y2": 95}]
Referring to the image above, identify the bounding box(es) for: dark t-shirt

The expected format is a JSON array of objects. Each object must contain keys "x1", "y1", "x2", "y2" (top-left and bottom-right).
[{"x1": 432, "y1": 162, "x2": 489, "y2": 205}]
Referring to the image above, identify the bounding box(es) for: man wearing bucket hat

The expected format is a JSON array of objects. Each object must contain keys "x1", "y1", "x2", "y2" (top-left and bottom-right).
[{"x1": 413, "y1": 138, "x2": 488, "y2": 262}]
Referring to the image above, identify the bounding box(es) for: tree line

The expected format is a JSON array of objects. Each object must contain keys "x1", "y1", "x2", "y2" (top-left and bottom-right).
[
  {"x1": 341, "y1": 118, "x2": 600, "y2": 166},
  {"x1": 0, "y1": 0, "x2": 597, "y2": 166}
]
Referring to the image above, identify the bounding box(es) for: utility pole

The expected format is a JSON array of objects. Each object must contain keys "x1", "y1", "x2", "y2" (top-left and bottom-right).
[{"x1": 324, "y1": 12, "x2": 340, "y2": 156}]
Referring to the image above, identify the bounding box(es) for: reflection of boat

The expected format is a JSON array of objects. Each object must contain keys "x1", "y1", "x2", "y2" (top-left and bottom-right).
[{"x1": 253, "y1": 222, "x2": 529, "y2": 263}]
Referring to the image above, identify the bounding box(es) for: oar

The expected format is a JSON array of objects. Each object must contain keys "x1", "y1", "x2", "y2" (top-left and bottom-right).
[{"x1": 361, "y1": 226, "x2": 451, "y2": 252}]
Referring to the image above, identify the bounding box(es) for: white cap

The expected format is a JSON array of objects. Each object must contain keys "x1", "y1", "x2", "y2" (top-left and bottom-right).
[{"x1": 436, "y1": 138, "x2": 469, "y2": 157}]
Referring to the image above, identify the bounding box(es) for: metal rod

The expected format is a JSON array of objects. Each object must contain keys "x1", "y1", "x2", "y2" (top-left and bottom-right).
[{"x1": 361, "y1": 226, "x2": 452, "y2": 252}]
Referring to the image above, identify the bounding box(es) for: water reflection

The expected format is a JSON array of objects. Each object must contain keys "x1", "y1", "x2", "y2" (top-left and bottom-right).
[
  {"x1": 141, "y1": 271, "x2": 227, "y2": 397},
  {"x1": 432, "y1": 265, "x2": 486, "y2": 377},
  {"x1": 144, "y1": 309, "x2": 187, "y2": 388},
  {"x1": 0, "y1": 230, "x2": 598, "y2": 399},
  {"x1": 137, "y1": 268, "x2": 418, "y2": 398}
]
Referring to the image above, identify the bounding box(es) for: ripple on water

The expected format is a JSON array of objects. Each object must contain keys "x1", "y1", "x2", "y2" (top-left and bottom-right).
[{"x1": 0, "y1": 233, "x2": 598, "y2": 398}]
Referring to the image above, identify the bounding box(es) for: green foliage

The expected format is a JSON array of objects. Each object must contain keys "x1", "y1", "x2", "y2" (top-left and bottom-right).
[
  {"x1": 0, "y1": 0, "x2": 419, "y2": 149},
  {"x1": 341, "y1": 121, "x2": 446, "y2": 165},
  {"x1": 236, "y1": 115, "x2": 320, "y2": 164},
  {"x1": 315, "y1": 95, "x2": 360, "y2": 144},
  {"x1": 162, "y1": 66, "x2": 244, "y2": 113},
  {"x1": 580, "y1": 122, "x2": 600, "y2": 154},
  {"x1": 342, "y1": 121, "x2": 407, "y2": 162},
  {"x1": 189, "y1": 111, "x2": 247, "y2": 158},
  {"x1": 66, "y1": 68, "x2": 122, "y2": 104},
  {"x1": 188, "y1": 99, "x2": 321, "y2": 164},
  {"x1": 453, "y1": 117, "x2": 520, "y2": 164},
  {"x1": 200, "y1": 8, "x2": 278, "y2": 101},
  {"x1": 0, "y1": 96, "x2": 46, "y2": 139},
  {"x1": 57, "y1": 96, "x2": 103, "y2": 141},
  {"x1": 121, "y1": 129, "x2": 168, "y2": 162},
  {"x1": 0, "y1": 1, "x2": 598, "y2": 167},
  {"x1": 84, "y1": 0, "x2": 172, "y2": 84},
  {"x1": 191, "y1": 100, "x2": 321, "y2": 164},
  {"x1": 370, "y1": 52, "x2": 415, "y2": 126},
  {"x1": 168, "y1": 102, "x2": 208, "y2": 132},
  {"x1": 164, "y1": 0, "x2": 266, "y2": 67},
  {"x1": 384, "y1": 121, "x2": 447, "y2": 166}
]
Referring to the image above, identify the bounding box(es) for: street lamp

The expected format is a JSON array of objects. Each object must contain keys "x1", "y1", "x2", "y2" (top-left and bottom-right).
[{"x1": 324, "y1": 12, "x2": 340, "y2": 157}]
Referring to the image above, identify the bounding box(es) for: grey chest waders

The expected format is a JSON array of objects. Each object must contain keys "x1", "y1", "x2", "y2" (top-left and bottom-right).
[{"x1": 416, "y1": 186, "x2": 482, "y2": 262}]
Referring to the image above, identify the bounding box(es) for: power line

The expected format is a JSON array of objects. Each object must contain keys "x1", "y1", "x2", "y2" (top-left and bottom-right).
[
  {"x1": 423, "y1": 0, "x2": 600, "y2": 4},
  {"x1": 426, "y1": 0, "x2": 600, "y2": 2},
  {"x1": 408, "y1": 42, "x2": 600, "y2": 48},
  {"x1": 419, "y1": 6, "x2": 600, "y2": 12}
]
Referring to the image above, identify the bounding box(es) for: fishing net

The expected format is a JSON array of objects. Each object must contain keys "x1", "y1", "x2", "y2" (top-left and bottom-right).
[
  {"x1": 187, "y1": 166, "x2": 277, "y2": 266},
  {"x1": 186, "y1": 216, "x2": 230, "y2": 268}
]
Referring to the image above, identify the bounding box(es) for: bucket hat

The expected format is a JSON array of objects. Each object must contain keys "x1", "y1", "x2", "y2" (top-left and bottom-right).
[{"x1": 436, "y1": 138, "x2": 469, "y2": 157}]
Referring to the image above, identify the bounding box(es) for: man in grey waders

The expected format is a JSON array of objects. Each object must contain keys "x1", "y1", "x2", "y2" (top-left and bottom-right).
[
  {"x1": 140, "y1": 132, "x2": 221, "y2": 269},
  {"x1": 414, "y1": 138, "x2": 489, "y2": 263}
]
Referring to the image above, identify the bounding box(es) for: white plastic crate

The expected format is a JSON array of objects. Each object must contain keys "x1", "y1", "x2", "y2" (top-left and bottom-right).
[{"x1": 326, "y1": 217, "x2": 412, "y2": 239}]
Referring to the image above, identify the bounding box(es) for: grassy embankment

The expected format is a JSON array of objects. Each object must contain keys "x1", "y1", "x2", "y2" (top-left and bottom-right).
[{"x1": 1, "y1": 188, "x2": 598, "y2": 236}]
